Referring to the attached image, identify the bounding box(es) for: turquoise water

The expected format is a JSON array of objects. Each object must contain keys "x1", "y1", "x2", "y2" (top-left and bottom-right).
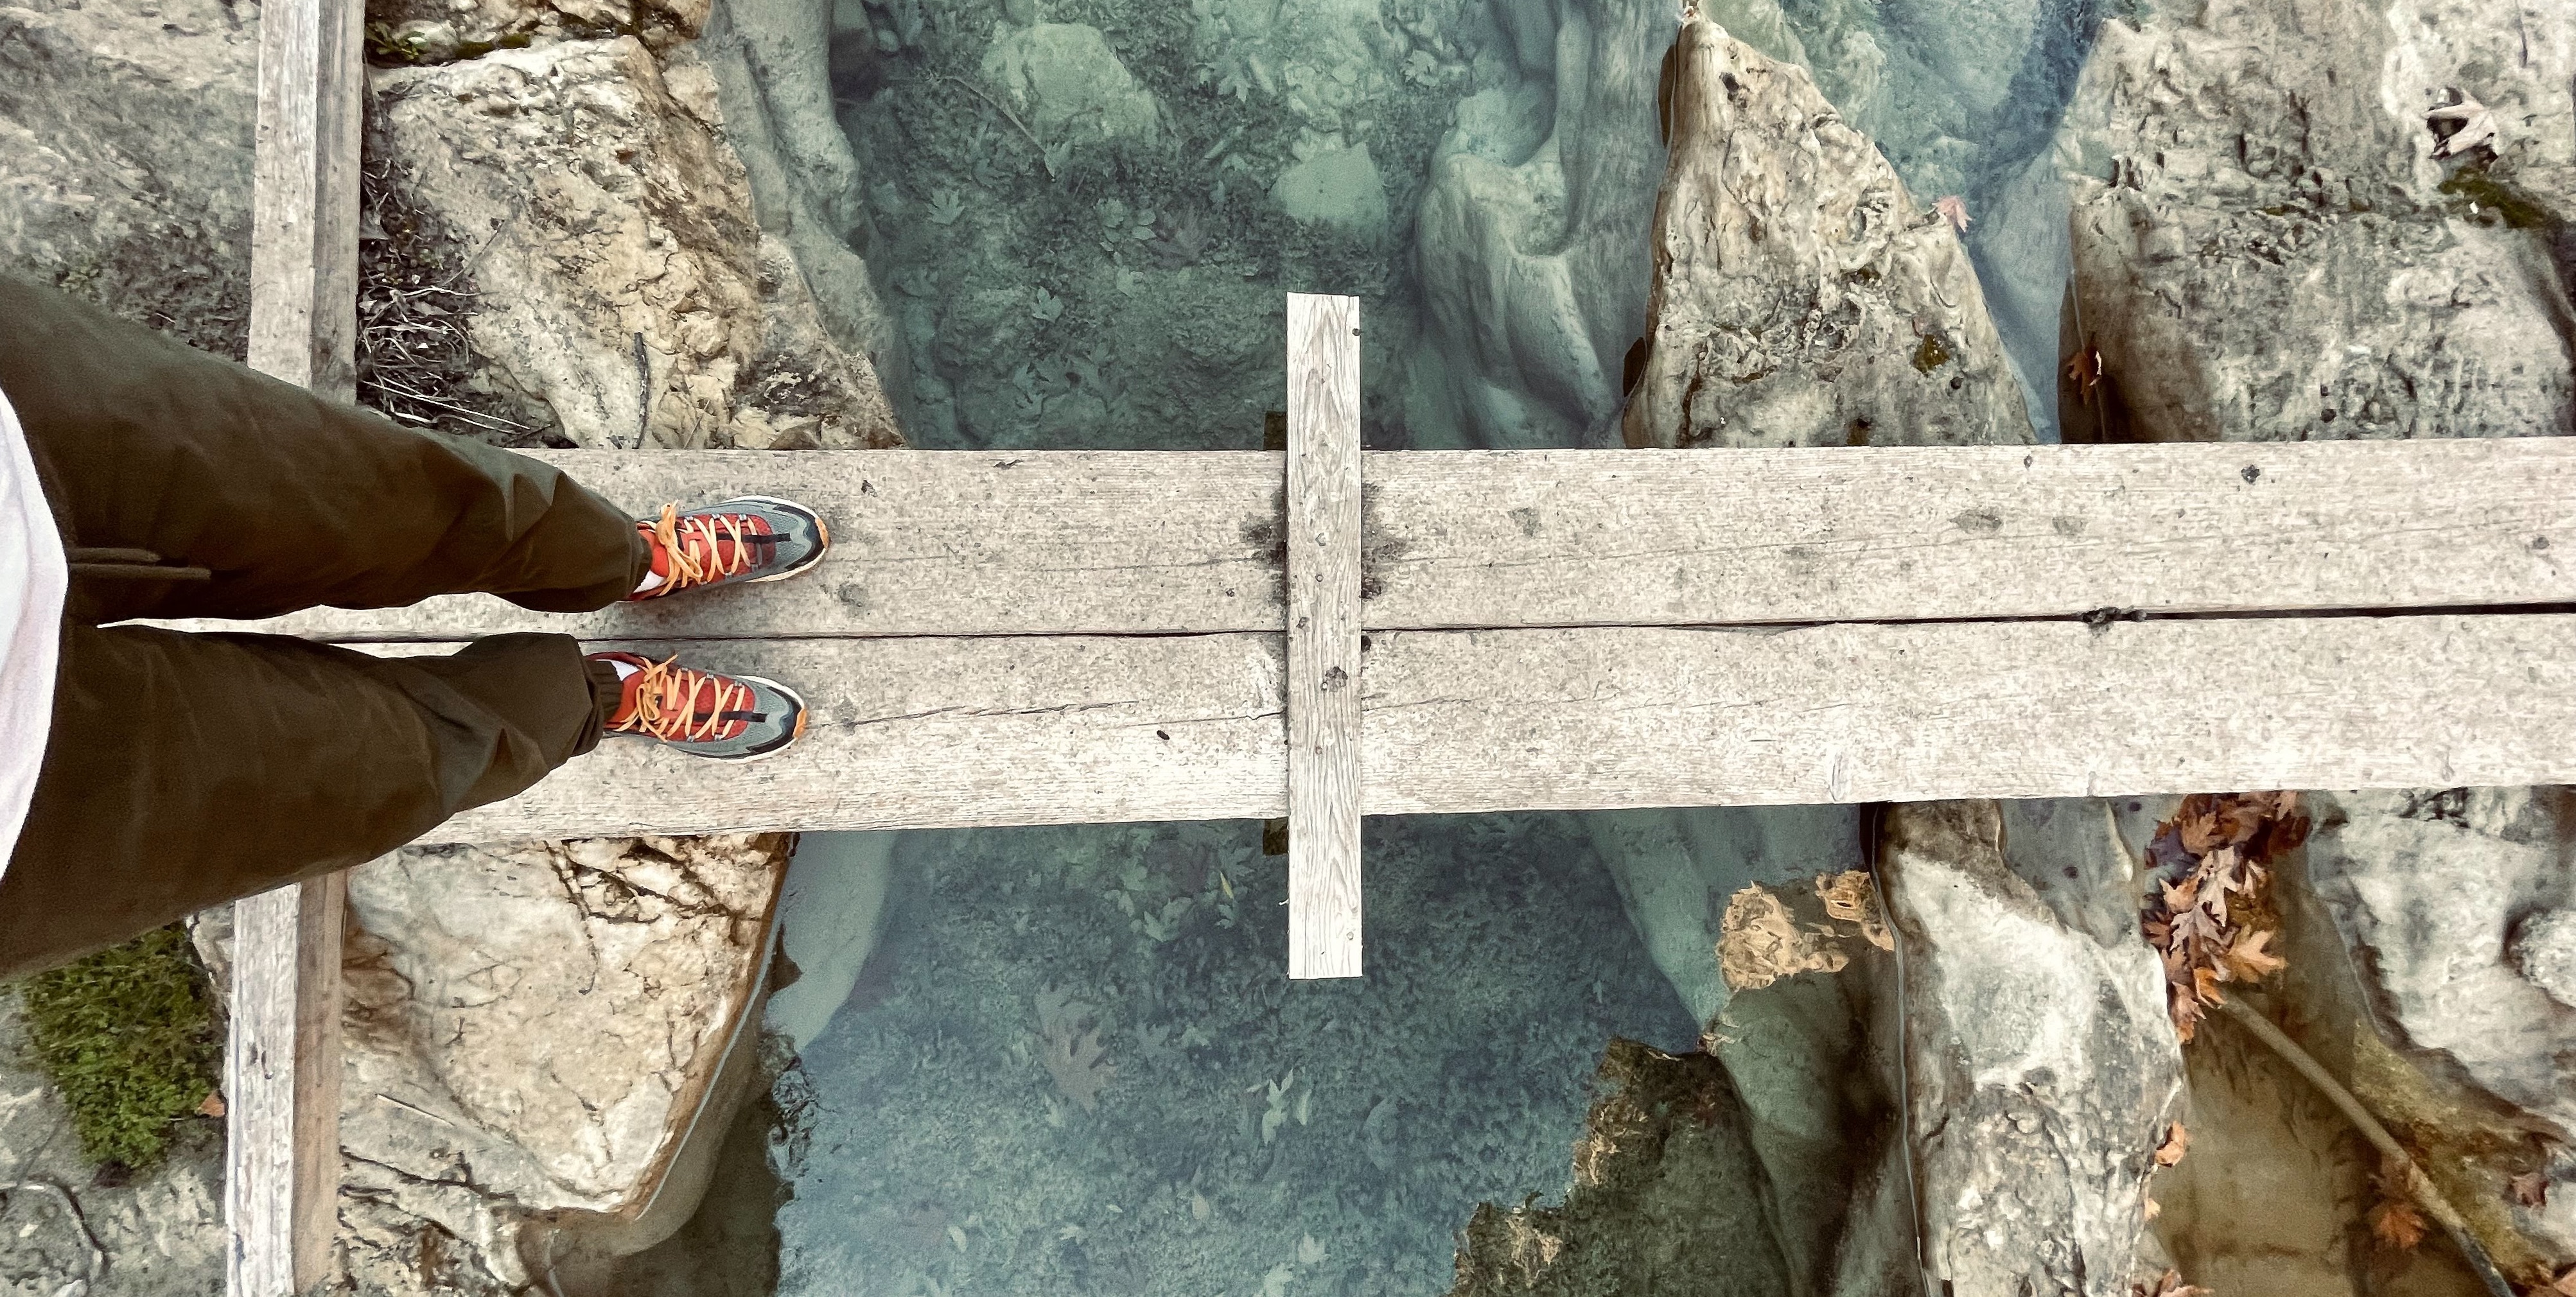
[
  {"x1": 733, "y1": 0, "x2": 2118, "y2": 1285},
  {"x1": 768, "y1": 817, "x2": 1701, "y2": 1296}
]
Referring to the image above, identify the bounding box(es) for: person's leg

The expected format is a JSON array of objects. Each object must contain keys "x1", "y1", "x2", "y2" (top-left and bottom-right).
[
  {"x1": 0, "y1": 275, "x2": 649, "y2": 625},
  {"x1": 0, "y1": 623, "x2": 625, "y2": 979}
]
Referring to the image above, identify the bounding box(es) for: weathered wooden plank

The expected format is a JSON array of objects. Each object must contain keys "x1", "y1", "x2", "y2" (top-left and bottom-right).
[
  {"x1": 225, "y1": 880, "x2": 347, "y2": 1297},
  {"x1": 164, "y1": 439, "x2": 2576, "y2": 645},
  {"x1": 231, "y1": 0, "x2": 362, "y2": 1282},
  {"x1": 1360, "y1": 616, "x2": 2576, "y2": 812},
  {"x1": 1363, "y1": 440, "x2": 2576, "y2": 628},
  {"x1": 159, "y1": 451, "x2": 1286, "y2": 642},
  {"x1": 393, "y1": 614, "x2": 2576, "y2": 842},
  {"x1": 399, "y1": 634, "x2": 1290, "y2": 842},
  {"x1": 1284, "y1": 293, "x2": 1363, "y2": 980}
]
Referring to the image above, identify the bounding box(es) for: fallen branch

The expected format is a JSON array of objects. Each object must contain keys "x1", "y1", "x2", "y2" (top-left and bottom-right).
[{"x1": 2209, "y1": 997, "x2": 2512, "y2": 1297}]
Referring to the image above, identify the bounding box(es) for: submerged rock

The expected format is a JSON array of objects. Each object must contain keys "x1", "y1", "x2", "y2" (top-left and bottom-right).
[
  {"x1": 369, "y1": 35, "x2": 902, "y2": 450},
  {"x1": 2062, "y1": 0, "x2": 2575, "y2": 442},
  {"x1": 1271, "y1": 140, "x2": 1390, "y2": 239},
  {"x1": 978, "y1": 22, "x2": 1161, "y2": 144},
  {"x1": 1450, "y1": 1040, "x2": 1794, "y2": 1296},
  {"x1": 1407, "y1": 0, "x2": 1666, "y2": 449},
  {"x1": 1623, "y1": 18, "x2": 2032, "y2": 449},
  {"x1": 1880, "y1": 799, "x2": 2184, "y2": 1297}
]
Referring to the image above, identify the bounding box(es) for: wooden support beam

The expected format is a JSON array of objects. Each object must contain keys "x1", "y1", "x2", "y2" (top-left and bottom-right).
[
  {"x1": 169, "y1": 438, "x2": 2576, "y2": 645},
  {"x1": 231, "y1": 0, "x2": 362, "y2": 1281},
  {"x1": 392, "y1": 613, "x2": 2576, "y2": 842},
  {"x1": 1284, "y1": 293, "x2": 1363, "y2": 980}
]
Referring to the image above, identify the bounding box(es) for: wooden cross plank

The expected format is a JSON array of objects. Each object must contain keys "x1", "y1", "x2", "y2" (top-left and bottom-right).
[
  {"x1": 162, "y1": 438, "x2": 2576, "y2": 646},
  {"x1": 231, "y1": 0, "x2": 362, "y2": 1283},
  {"x1": 1284, "y1": 293, "x2": 1363, "y2": 980},
  {"x1": 381, "y1": 613, "x2": 2576, "y2": 842}
]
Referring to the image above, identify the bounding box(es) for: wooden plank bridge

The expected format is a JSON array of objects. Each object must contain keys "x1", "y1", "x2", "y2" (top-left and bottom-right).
[{"x1": 216, "y1": 0, "x2": 2576, "y2": 1285}]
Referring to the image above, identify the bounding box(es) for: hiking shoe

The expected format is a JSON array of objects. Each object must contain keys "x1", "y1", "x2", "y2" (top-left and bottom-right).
[
  {"x1": 588, "y1": 651, "x2": 809, "y2": 762},
  {"x1": 624, "y1": 496, "x2": 830, "y2": 600}
]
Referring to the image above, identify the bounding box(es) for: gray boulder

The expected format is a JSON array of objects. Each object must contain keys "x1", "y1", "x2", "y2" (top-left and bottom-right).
[
  {"x1": 1624, "y1": 19, "x2": 2032, "y2": 449},
  {"x1": 1881, "y1": 799, "x2": 2185, "y2": 1297},
  {"x1": 2062, "y1": 0, "x2": 2575, "y2": 442},
  {"x1": 0, "y1": 0, "x2": 256, "y2": 358}
]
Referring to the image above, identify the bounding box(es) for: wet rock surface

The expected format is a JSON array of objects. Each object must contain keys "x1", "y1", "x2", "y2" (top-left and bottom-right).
[
  {"x1": 1624, "y1": 18, "x2": 2034, "y2": 449},
  {"x1": 1881, "y1": 800, "x2": 2186, "y2": 1297},
  {"x1": 2062, "y1": 0, "x2": 2575, "y2": 443}
]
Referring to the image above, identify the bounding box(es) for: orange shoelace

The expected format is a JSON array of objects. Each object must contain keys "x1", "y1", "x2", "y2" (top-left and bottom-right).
[
  {"x1": 610, "y1": 655, "x2": 756, "y2": 744},
  {"x1": 645, "y1": 503, "x2": 777, "y2": 595}
]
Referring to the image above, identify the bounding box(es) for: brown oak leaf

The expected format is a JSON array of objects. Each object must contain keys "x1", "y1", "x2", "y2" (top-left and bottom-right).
[
  {"x1": 2509, "y1": 1171, "x2": 2549, "y2": 1208},
  {"x1": 2154, "y1": 1121, "x2": 2191, "y2": 1167},
  {"x1": 2223, "y1": 929, "x2": 2286, "y2": 982},
  {"x1": 2368, "y1": 1200, "x2": 2428, "y2": 1251},
  {"x1": 197, "y1": 1091, "x2": 227, "y2": 1119}
]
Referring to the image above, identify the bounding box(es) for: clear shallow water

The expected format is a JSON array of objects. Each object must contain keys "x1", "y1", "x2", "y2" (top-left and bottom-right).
[
  {"x1": 769, "y1": 817, "x2": 1699, "y2": 1296},
  {"x1": 735, "y1": 0, "x2": 2116, "y2": 1287}
]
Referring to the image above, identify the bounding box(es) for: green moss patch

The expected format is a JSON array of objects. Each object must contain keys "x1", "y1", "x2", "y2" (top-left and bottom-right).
[
  {"x1": 2437, "y1": 164, "x2": 2554, "y2": 230},
  {"x1": 15, "y1": 925, "x2": 223, "y2": 1171}
]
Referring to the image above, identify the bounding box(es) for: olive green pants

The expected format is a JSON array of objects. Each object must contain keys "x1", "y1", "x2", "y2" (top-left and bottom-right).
[{"x1": 0, "y1": 277, "x2": 651, "y2": 980}]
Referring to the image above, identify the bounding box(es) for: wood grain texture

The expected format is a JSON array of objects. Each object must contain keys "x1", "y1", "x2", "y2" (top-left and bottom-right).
[
  {"x1": 1285, "y1": 293, "x2": 1363, "y2": 980},
  {"x1": 1360, "y1": 615, "x2": 2576, "y2": 811},
  {"x1": 225, "y1": 875, "x2": 346, "y2": 1296},
  {"x1": 165, "y1": 451, "x2": 1288, "y2": 641},
  {"x1": 387, "y1": 616, "x2": 2576, "y2": 844},
  {"x1": 1362, "y1": 440, "x2": 2576, "y2": 627},
  {"x1": 395, "y1": 634, "x2": 1292, "y2": 842},
  {"x1": 157, "y1": 438, "x2": 2576, "y2": 645},
  {"x1": 232, "y1": 0, "x2": 362, "y2": 1284}
]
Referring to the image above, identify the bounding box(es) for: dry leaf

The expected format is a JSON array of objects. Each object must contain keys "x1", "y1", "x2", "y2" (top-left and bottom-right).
[
  {"x1": 1718, "y1": 885, "x2": 1848, "y2": 991},
  {"x1": 1814, "y1": 870, "x2": 1896, "y2": 950},
  {"x1": 2550, "y1": 1264, "x2": 2576, "y2": 1296},
  {"x1": 2509, "y1": 1171, "x2": 2550, "y2": 1208},
  {"x1": 2154, "y1": 1121, "x2": 2191, "y2": 1167},
  {"x1": 2368, "y1": 1200, "x2": 2428, "y2": 1251},
  {"x1": 2144, "y1": 1196, "x2": 2161, "y2": 1221},
  {"x1": 2427, "y1": 90, "x2": 2498, "y2": 159},
  {"x1": 1934, "y1": 195, "x2": 1972, "y2": 232},
  {"x1": 2223, "y1": 929, "x2": 2286, "y2": 982},
  {"x1": 2192, "y1": 965, "x2": 2226, "y2": 1007},
  {"x1": 2134, "y1": 1268, "x2": 2211, "y2": 1297},
  {"x1": 197, "y1": 1091, "x2": 227, "y2": 1119}
]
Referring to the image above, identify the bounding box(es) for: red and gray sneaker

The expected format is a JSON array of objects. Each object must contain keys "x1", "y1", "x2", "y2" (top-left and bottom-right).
[
  {"x1": 588, "y1": 651, "x2": 809, "y2": 762},
  {"x1": 624, "y1": 497, "x2": 830, "y2": 601}
]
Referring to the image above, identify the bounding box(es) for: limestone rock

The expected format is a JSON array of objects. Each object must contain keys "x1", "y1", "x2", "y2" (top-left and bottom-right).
[
  {"x1": 2303, "y1": 788, "x2": 2576, "y2": 1141},
  {"x1": 1624, "y1": 19, "x2": 2032, "y2": 449},
  {"x1": 334, "y1": 833, "x2": 787, "y2": 1287},
  {"x1": 0, "y1": 0, "x2": 256, "y2": 359},
  {"x1": 0, "y1": 994, "x2": 226, "y2": 1297},
  {"x1": 365, "y1": 0, "x2": 712, "y2": 65},
  {"x1": 978, "y1": 23, "x2": 1159, "y2": 144},
  {"x1": 2512, "y1": 907, "x2": 2576, "y2": 1011},
  {"x1": 1880, "y1": 799, "x2": 2185, "y2": 1297},
  {"x1": 369, "y1": 36, "x2": 901, "y2": 450},
  {"x1": 2062, "y1": 0, "x2": 2575, "y2": 442},
  {"x1": 1270, "y1": 140, "x2": 1389, "y2": 239}
]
